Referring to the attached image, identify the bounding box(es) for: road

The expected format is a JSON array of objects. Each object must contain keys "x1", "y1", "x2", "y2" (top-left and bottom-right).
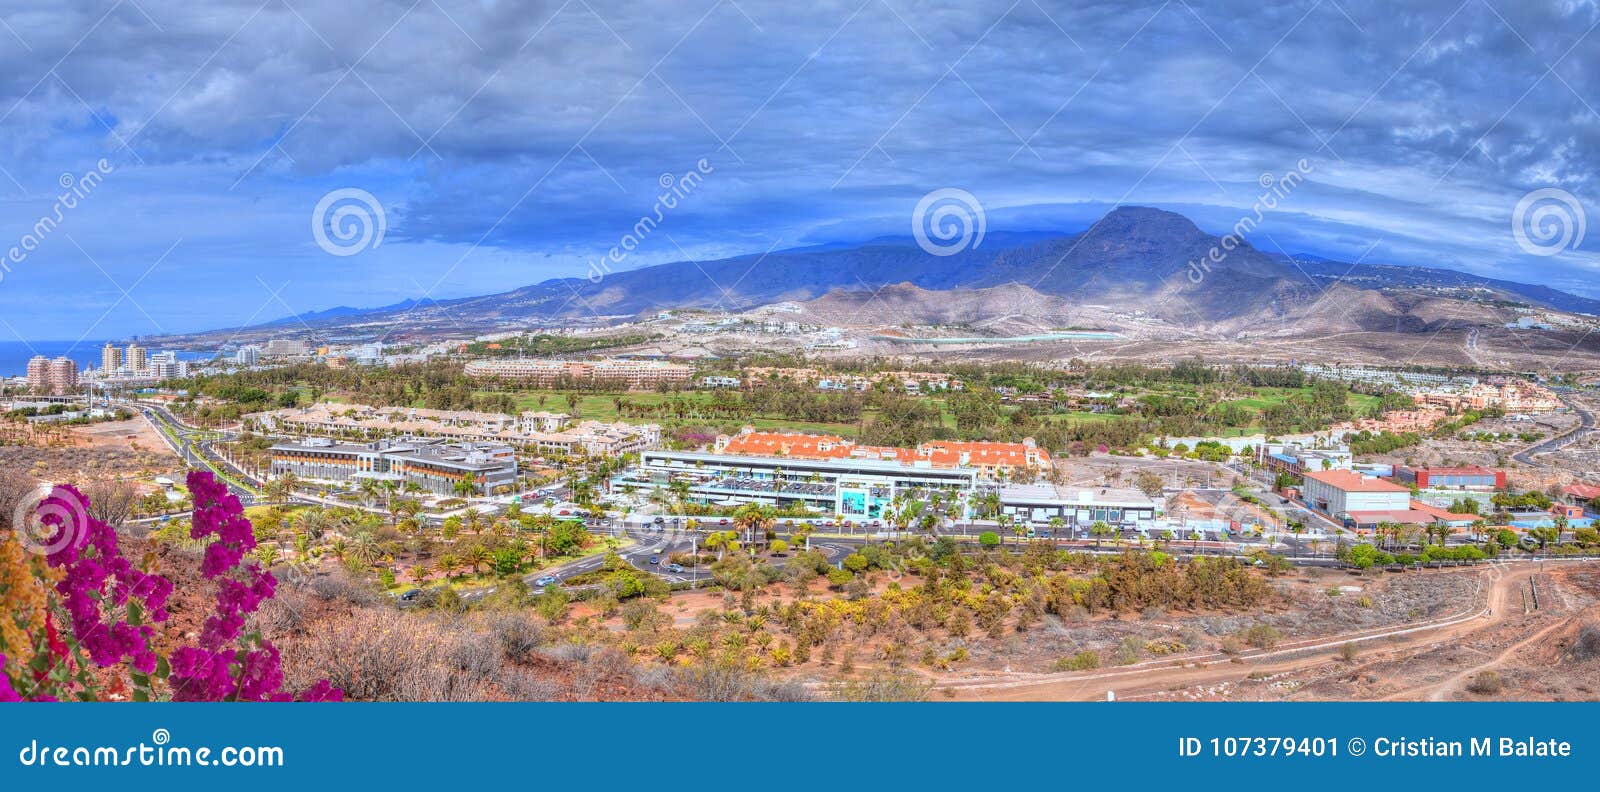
[
  {"x1": 132, "y1": 402, "x2": 258, "y2": 504},
  {"x1": 943, "y1": 561, "x2": 1575, "y2": 701},
  {"x1": 1512, "y1": 391, "x2": 1594, "y2": 466}
]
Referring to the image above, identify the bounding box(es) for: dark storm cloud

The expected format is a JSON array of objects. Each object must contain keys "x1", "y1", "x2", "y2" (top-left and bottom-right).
[{"x1": 1, "y1": 0, "x2": 1598, "y2": 339}]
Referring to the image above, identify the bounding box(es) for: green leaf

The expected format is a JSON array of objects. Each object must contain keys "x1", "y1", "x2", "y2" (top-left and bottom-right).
[
  {"x1": 131, "y1": 689, "x2": 150, "y2": 702},
  {"x1": 156, "y1": 655, "x2": 171, "y2": 679}
]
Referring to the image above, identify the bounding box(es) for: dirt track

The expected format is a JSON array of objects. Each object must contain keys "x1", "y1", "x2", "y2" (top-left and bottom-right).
[{"x1": 943, "y1": 562, "x2": 1597, "y2": 701}]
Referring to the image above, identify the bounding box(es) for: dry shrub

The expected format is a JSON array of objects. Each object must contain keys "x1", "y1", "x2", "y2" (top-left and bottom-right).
[
  {"x1": 282, "y1": 609, "x2": 505, "y2": 701},
  {"x1": 490, "y1": 613, "x2": 544, "y2": 663},
  {"x1": 1567, "y1": 623, "x2": 1600, "y2": 662},
  {"x1": 653, "y1": 663, "x2": 811, "y2": 702},
  {"x1": 1466, "y1": 670, "x2": 1503, "y2": 695}
]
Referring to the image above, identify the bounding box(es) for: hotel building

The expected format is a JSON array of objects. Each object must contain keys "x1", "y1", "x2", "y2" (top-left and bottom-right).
[
  {"x1": 248, "y1": 402, "x2": 660, "y2": 458},
  {"x1": 269, "y1": 437, "x2": 518, "y2": 496},
  {"x1": 462, "y1": 358, "x2": 694, "y2": 389}
]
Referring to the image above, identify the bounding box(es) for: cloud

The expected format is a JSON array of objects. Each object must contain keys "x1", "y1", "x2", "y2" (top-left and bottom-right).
[{"x1": 1, "y1": 0, "x2": 1598, "y2": 340}]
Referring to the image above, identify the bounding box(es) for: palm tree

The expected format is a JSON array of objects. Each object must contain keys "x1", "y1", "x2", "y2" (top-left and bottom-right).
[
  {"x1": 732, "y1": 502, "x2": 775, "y2": 550},
  {"x1": 296, "y1": 508, "x2": 329, "y2": 542},
  {"x1": 437, "y1": 553, "x2": 463, "y2": 580},
  {"x1": 1089, "y1": 520, "x2": 1112, "y2": 550},
  {"x1": 348, "y1": 531, "x2": 381, "y2": 567},
  {"x1": 410, "y1": 562, "x2": 433, "y2": 588},
  {"x1": 254, "y1": 543, "x2": 282, "y2": 567},
  {"x1": 462, "y1": 544, "x2": 492, "y2": 576},
  {"x1": 452, "y1": 477, "x2": 477, "y2": 498},
  {"x1": 357, "y1": 477, "x2": 382, "y2": 507}
]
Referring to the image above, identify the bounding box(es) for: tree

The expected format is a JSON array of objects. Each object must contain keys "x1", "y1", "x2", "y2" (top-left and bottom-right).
[
  {"x1": 410, "y1": 562, "x2": 433, "y2": 587},
  {"x1": 462, "y1": 544, "x2": 492, "y2": 576},
  {"x1": 732, "y1": 502, "x2": 776, "y2": 549},
  {"x1": 1089, "y1": 520, "x2": 1113, "y2": 550},
  {"x1": 768, "y1": 538, "x2": 789, "y2": 554},
  {"x1": 437, "y1": 553, "x2": 463, "y2": 579},
  {"x1": 254, "y1": 543, "x2": 281, "y2": 567},
  {"x1": 1133, "y1": 470, "x2": 1164, "y2": 497}
]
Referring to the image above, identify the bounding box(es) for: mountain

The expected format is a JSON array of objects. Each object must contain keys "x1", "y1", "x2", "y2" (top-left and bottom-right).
[
  {"x1": 971, "y1": 206, "x2": 1304, "y2": 321},
  {"x1": 1286, "y1": 256, "x2": 1600, "y2": 316},
  {"x1": 153, "y1": 206, "x2": 1600, "y2": 344}
]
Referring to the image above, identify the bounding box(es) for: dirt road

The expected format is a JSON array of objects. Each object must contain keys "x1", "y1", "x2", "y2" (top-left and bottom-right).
[{"x1": 943, "y1": 562, "x2": 1586, "y2": 701}]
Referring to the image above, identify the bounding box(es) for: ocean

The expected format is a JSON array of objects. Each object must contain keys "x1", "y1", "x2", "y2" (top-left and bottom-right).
[{"x1": 0, "y1": 341, "x2": 216, "y2": 378}]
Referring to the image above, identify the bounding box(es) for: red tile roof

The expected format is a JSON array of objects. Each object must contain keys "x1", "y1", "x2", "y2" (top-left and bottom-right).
[
  {"x1": 1564, "y1": 483, "x2": 1600, "y2": 500},
  {"x1": 1344, "y1": 509, "x2": 1438, "y2": 525},
  {"x1": 1303, "y1": 469, "x2": 1410, "y2": 493},
  {"x1": 718, "y1": 431, "x2": 1050, "y2": 471},
  {"x1": 1408, "y1": 499, "x2": 1480, "y2": 522}
]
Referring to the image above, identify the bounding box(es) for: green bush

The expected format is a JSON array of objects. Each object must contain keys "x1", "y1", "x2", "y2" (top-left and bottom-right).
[{"x1": 1051, "y1": 651, "x2": 1101, "y2": 671}]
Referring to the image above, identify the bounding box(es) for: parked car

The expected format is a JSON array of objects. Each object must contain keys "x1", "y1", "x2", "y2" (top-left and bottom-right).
[
  {"x1": 398, "y1": 589, "x2": 421, "y2": 602},
  {"x1": 533, "y1": 576, "x2": 559, "y2": 587}
]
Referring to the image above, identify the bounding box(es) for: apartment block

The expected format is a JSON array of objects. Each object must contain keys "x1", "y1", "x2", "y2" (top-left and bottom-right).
[{"x1": 463, "y1": 358, "x2": 694, "y2": 389}]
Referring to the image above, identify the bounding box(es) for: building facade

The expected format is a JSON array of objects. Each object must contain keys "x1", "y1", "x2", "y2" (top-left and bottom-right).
[
  {"x1": 101, "y1": 343, "x2": 124, "y2": 374},
  {"x1": 463, "y1": 358, "x2": 693, "y2": 389},
  {"x1": 27, "y1": 356, "x2": 79, "y2": 396},
  {"x1": 1393, "y1": 465, "x2": 1504, "y2": 490},
  {"x1": 248, "y1": 402, "x2": 660, "y2": 458},
  {"x1": 269, "y1": 437, "x2": 517, "y2": 496},
  {"x1": 714, "y1": 429, "x2": 1052, "y2": 480}
]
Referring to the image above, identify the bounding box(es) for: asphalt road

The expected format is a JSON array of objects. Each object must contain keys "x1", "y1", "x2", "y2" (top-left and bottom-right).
[
  {"x1": 132, "y1": 402, "x2": 257, "y2": 504},
  {"x1": 1512, "y1": 392, "x2": 1594, "y2": 466}
]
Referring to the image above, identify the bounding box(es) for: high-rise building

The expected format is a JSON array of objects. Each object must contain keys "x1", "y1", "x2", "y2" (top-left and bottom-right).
[
  {"x1": 26, "y1": 355, "x2": 51, "y2": 394},
  {"x1": 125, "y1": 343, "x2": 147, "y2": 375},
  {"x1": 149, "y1": 351, "x2": 188, "y2": 380},
  {"x1": 47, "y1": 357, "x2": 78, "y2": 395},
  {"x1": 101, "y1": 342, "x2": 124, "y2": 374},
  {"x1": 236, "y1": 345, "x2": 261, "y2": 366},
  {"x1": 262, "y1": 339, "x2": 310, "y2": 357}
]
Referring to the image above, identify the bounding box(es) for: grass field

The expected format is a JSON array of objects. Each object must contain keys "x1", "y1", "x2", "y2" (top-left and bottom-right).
[{"x1": 314, "y1": 382, "x2": 1383, "y2": 441}]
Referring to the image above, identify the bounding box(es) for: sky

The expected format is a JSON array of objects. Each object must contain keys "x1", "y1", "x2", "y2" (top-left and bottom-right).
[{"x1": 0, "y1": 0, "x2": 1597, "y2": 342}]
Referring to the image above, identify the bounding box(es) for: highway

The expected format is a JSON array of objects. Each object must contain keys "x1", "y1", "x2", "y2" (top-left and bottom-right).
[{"x1": 131, "y1": 401, "x2": 258, "y2": 504}]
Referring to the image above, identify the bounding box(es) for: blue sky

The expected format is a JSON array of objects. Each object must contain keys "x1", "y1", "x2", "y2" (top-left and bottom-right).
[{"x1": 0, "y1": 0, "x2": 1597, "y2": 341}]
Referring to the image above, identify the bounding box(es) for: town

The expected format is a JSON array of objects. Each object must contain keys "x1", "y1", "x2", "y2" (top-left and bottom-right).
[{"x1": 6, "y1": 332, "x2": 1600, "y2": 703}]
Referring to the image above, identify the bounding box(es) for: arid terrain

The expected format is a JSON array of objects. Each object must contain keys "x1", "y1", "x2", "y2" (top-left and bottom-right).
[{"x1": 943, "y1": 562, "x2": 1600, "y2": 701}]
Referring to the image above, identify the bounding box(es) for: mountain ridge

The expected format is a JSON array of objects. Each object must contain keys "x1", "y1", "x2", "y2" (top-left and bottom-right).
[{"x1": 154, "y1": 206, "x2": 1600, "y2": 343}]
